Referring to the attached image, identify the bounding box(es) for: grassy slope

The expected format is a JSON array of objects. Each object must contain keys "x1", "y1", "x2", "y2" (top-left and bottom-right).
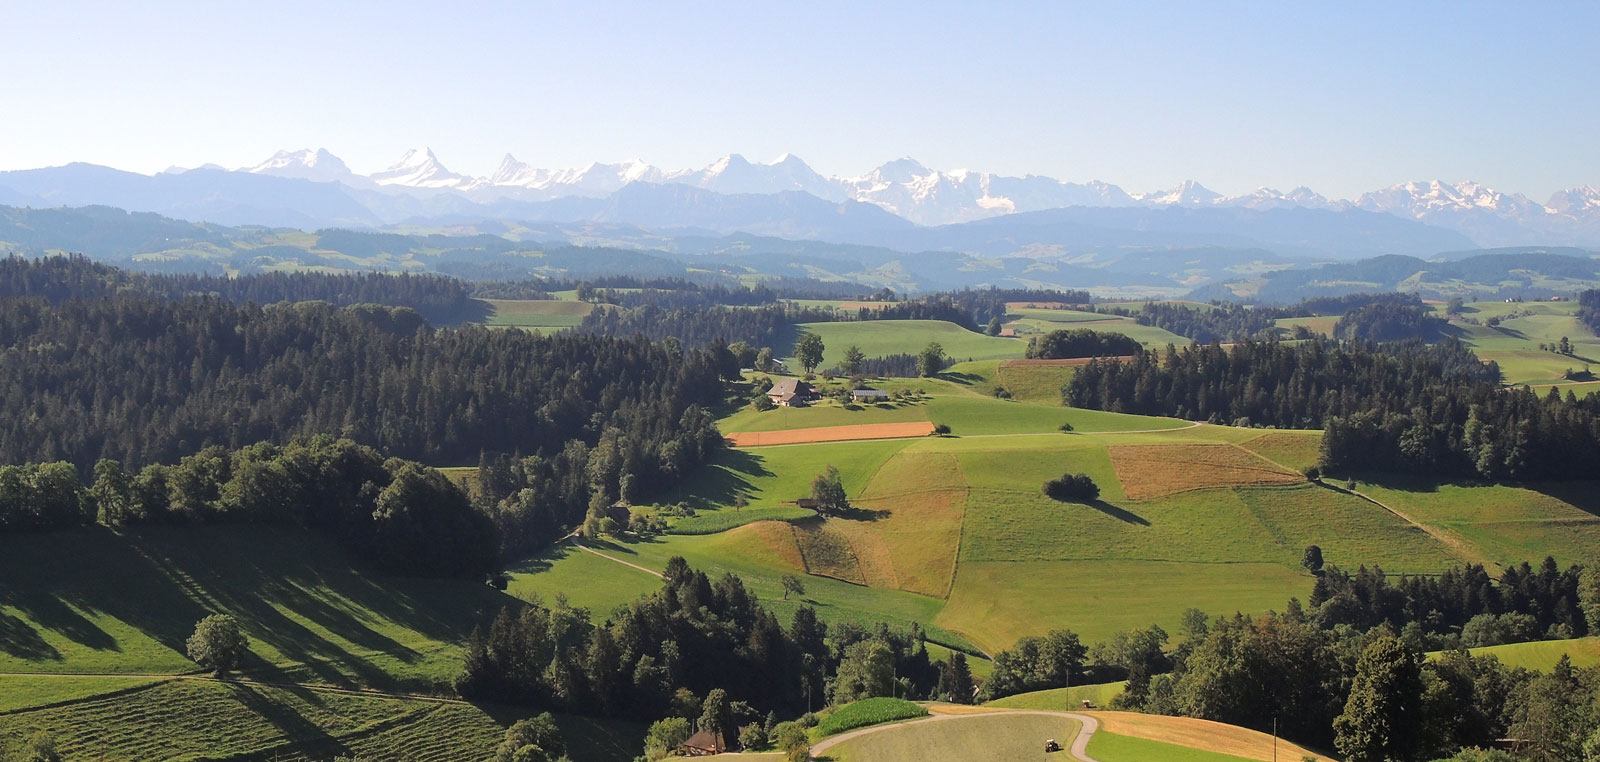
[
  {"x1": 1088, "y1": 732, "x2": 1269, "y2": 762},
  {"x1": 0, "y1": 677, "x2": 642, "y2": 762},
  {"x1": 825, "y1": 713, "x2": 1083, "y2": 762},
  {"x1": 1356, "y1": 476, "x2": 1600, "y2": 567},
  {"x1": 984, "y1": 681, "x2": 1126, "y2": 710},
  {"x1": 1451, "y1": 300, "x2": 1600, "y2": 386},
  {"x1": 480, "y1": 298, "x2": 595, "y2": 329},
  {"x1": 1452, "y1": 636, "x2": 1600, "y2": 671},
  {"x1": 0, "y1": 526, "x2": 644, "y2": 760},
  {"x1": 524, "y1": 383, "x2": 1486, "y2": 653},
  {"x1": 517, "y1": 361, "x2": 1580, "y2": 653},
  {"x1": 790, "y1": 320, "x2": 1027, "y2": 368},
  {"x1": 1005, "y1": 309, "x2": 1190, "y2": 348},
  {"x1": 504, "y1": 314, "x2": 1600, "y2": 656},
  {"x1": 1089, "y1": 711, "x2": 1334, "y2": 762},
  {"x1": 0, "y1": 525, "x2": 508, "y2": 689}
]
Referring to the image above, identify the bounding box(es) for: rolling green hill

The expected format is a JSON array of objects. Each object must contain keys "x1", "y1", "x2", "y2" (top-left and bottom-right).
[{"x1": 0, "y1": 525, "x2": 636, "y2": 760}]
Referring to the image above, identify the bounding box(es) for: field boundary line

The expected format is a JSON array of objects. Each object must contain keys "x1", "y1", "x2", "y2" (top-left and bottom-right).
[
  {"x1": 1225, "y1": 441, "x2": 1304, "y2": 476},
  {"x1": 570, "y1": 539, "x2": 664, "y2": 579},
  {"x1": 0, "y1": 676, "x2": 178, "y2": 716},
  {"x1": 0, "y1": 671, "x2": 472, "y2": 706},
  {"x1": 1330, "y1": 485, "x2": 1491, "y2": 568}
]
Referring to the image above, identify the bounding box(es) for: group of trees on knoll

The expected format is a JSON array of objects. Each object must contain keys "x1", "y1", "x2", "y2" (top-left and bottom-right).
[
  {"x1": 1025, "y1": 328, "x2": 1142, "y2": 359},
  {"x1": 1334, "y1": 302, "x2": 1446, "y2": 342}
]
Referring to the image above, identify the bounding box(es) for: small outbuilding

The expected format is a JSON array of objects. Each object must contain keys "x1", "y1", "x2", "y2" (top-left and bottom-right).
[
  {"x1": 680, "y1": 729, "x2": 728, "y2": 756},
  {"x1": 768, "y1": 378, "x2": 819, "y2": 407},
  {"x1": 850, "y1": 388, "x2": 890, "y2": 402}
]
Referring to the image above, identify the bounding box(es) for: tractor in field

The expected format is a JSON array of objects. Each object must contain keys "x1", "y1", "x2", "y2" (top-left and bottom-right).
[{"x1": 1044, "y1": 739, "x2": 1062, "y2": 753}]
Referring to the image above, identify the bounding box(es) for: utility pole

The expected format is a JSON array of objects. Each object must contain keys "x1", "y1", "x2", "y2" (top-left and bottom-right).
[
  {"x1": 1273, "y1": 716, "x2": 1278, "y2": 762},
  {"x1": 1063, "y1": 658, "x2": 1071, "y2": 712}
]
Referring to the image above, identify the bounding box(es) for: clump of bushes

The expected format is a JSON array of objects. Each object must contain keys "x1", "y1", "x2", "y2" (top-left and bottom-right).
[{"x1": 1043, "y1": 473, "x2": 1100, "y2": 502}]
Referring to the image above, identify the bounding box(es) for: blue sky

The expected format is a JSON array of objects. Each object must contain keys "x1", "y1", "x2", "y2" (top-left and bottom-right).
[{"x1": 2, "y1": 0, "x2": 1596, "y2": 199}]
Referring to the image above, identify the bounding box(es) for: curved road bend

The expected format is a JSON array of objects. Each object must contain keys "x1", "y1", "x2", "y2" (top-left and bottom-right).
[{"x1": 809, "y1": 710, "x2": 1102, "y2": 762}]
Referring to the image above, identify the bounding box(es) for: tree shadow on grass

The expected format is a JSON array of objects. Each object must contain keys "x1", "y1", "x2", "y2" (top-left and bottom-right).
[
  {"x1": 674, "y1": 449, "x2": 773, "y2": 511},
  {"x1": 0, "y1": 610, "x2": 61, "y2": 661},
  {"x1": 223, "y1": 680, "x2": 345, "y2": 756},
  {"x1": 0, "y1": 525, "x2": 522, "y2": 692},
  {"x1": 0, "y1": 585, "x2": 119, "y2": 654},
  {"x1": 938, "y1": 371, "x2": 984, "y2": 386},
  {"x1": 1084, "y1": 499, "x2": 1150, "y2": 526},
  {"x1": 826, "y1": 504, "x2": 891, "y2": 522}
]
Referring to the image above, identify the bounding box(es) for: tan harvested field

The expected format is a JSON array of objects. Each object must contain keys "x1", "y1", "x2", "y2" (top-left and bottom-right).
[
  {"x1": 1000, "y1": 357, "x2": 1137, "y2": 367},
  {"x1": 1090, "y1": 711, "x2": 1336, "y2": 762},
  {"x1": 725, "y1": 421, "x2": 937, "y2": 446},
  {"x1": 1108, "y1": 444, "x2": 1302, "y2": 499},
  {"x1": 1238, "y1": 430, "x2": 1323, "y2": 472},
  {"x1": 736, "y1": 521, "x2": 808, "y2": 571},
  {"x1": 844, "y1": 489, "x2": 968, "y2": 596},
  {"x1": 794, "y1": 520, "x2": 867, "y2": 584}
]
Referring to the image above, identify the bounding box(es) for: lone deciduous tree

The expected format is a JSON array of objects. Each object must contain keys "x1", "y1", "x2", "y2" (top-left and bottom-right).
[
  {"x1": 186, "y1": 613, "x2": 249, "y2": 674},
  {"x1": 1303, "y1": 545, "x2": 1325, "y2": 574},
  {"x1": 795, "y1": 334, "x2": 825, "y2": 374},
  {"x1": 810, "y1": 466, "x2": 848, "y2": 514},
  {"x1": 781, "y1": 574, "x2": 806, "y2": 600},
  {"x1": 841, "y1": 345, "x2": 866, "y2": 375},
  {"x1": 1042, "y1": 473, "x2": 1099, "y2": 502},
  {"x1": 917, "y1": 341, "x2": 946, "y2": 377}
]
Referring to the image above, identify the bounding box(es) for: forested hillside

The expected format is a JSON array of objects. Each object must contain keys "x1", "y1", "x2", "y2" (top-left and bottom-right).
[
  {"x1": 0, "y1": 254, "x2": 483, "y2": 323},
  {"x1": 1067, "y1": 338, "x2": 1600, "y2": 480}
]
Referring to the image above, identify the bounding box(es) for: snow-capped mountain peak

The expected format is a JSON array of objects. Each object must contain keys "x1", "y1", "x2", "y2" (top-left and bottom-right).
[
  {"x1": 371, "y1": 147, "x2": 469, "y2": 189},
  {"x1": 245, "y1": 148, "x2": 357, "y2": 184},
  {"x1": 1356, "y1": 180, "x2": 1545, "y2": 220},
  {"x1": 1548, "y1": 185, "x2": 1600, "y2": 215},
  {"x1": 868, "y1": 157, "x2": 934, "y2": 185},
  {"x1": 1139, "y1": 180, "x2": 1223, "y2": 206}
]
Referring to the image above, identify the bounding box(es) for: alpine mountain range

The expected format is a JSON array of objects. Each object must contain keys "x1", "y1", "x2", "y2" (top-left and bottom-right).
[{"x1": 3, "y1": 147, "x2": 1600, "y2": 251}]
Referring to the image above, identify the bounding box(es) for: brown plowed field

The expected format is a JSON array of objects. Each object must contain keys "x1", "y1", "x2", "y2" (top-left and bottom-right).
[
  {"x1": 725, "y1": 422, "x2": 936, "y2": 447},
  {"x1": 999, "y1": 357, "x2": 1137, "y2": 367}
]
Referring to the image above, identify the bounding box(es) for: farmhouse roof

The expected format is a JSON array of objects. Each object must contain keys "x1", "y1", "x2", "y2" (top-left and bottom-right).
[
  {"x1": 681, "y1": 729, "x2": 727, "y2": 755},
  {"x1": 851, "y1": 388, "x2": 890, "y2": 399},
  {"x1": 768, "y1": 378, "x2": 816, "y2": 400}
]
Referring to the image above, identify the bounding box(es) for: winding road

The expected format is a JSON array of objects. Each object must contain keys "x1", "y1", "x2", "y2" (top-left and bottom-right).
[{"x1": 808, "y1": 709, "x2": 1103, "y2": 761}]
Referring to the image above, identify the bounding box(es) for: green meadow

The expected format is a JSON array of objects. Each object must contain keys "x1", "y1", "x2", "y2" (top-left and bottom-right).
[
  {"x1": 480, "y1": 298, "x2": 595, "y2": 330},
  {"x1": 789, "y1": 319, "x2": 1028, "y2": 368},
  {"x1": 522, "y1": 370, "x2": 1539, "y2": 654}
]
